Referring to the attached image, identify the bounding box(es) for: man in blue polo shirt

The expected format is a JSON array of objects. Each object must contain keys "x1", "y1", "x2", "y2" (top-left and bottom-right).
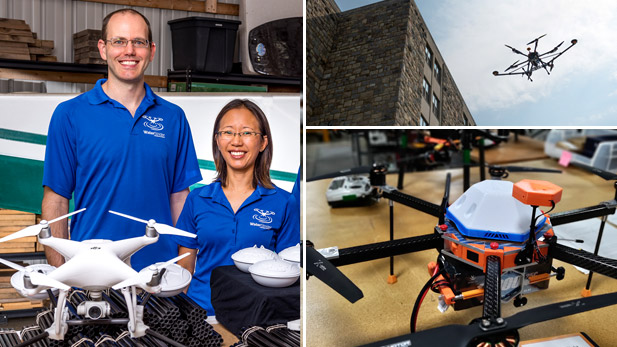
[{"x1": 42, "y1": 9, "x2": 202, "y2": 271}]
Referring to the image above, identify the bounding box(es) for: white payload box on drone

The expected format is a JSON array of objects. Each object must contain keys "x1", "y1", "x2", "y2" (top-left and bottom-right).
[{"x1": 445, "y1": 180, "x2": 547, "y2": 242}]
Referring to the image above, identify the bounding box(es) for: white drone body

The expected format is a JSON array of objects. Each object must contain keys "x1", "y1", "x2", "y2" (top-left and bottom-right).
[
  {"x1": 0, "y1": 209, "x2": 195, "y2": 341},
  {"x1": 326, "y1": 175, "x2": 376, "y2": 206}
]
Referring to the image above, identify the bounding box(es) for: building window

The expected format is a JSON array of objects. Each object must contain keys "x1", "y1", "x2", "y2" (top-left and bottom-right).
[
  {"x1": 433, "y1": 61, "x2": 441, "y2": 84},
  {"x1": 420, "y1": 115, "x2": 427, "y2": 126},
  {"x1": 432, "y1": 94, "x2": 440, "y2": 120},
  {"x1": 463, "y1": 116, "x2": 468, "y2": 126},
  {"x1": 424, "y1": 45, "x2": 432, "y2": 66},
  {"x1": 422, "y1": 78, "x2": 431, "y2": 103}
]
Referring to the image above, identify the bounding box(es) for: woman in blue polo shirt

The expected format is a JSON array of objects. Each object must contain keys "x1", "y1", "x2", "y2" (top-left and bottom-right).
[{"x1": 175, "y1": 99, "x2": 299, "y2": 322}]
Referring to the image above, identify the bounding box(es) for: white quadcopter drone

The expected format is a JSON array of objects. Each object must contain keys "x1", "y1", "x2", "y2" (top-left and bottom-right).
[
  {"x1": 326, "y1": 175, "x2": 377, "y2": 207},
  {"x1": 0, "y1": 208, "x2": 195, "y2": 341}
]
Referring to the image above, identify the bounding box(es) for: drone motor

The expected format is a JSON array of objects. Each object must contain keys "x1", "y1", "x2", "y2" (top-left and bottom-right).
[{"x1": 369, "y1": 164, "x2": 387, "y2": 186}]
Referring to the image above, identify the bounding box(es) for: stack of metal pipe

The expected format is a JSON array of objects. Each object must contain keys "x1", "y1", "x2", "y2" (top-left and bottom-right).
[
  {"x1": 20, "y1": 326, "x2": 49, "y2": 347},
  {"x1": 233, "y1": 324, "x2": 300, "y2": 347},
  {"x1": 138, "y1": 292, "x2": 221, "y2": 346},
  {"x1": 67, "y1": 333, "x2": 94, "y2": 346},
  {"x1": 17, "y1": 289, "x2": 225, "y2": 347},
  {"x1": 165, "y1": 293, "x2": 215, "y2": 340},
  {"x1": 0, "y1": 328, "x2": 21, "y2": 346}
]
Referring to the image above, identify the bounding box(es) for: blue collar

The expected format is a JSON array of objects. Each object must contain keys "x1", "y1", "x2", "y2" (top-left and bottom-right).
[
  {"x1": 87, "y1": 79, "x2": 158, "y2": 109},
  {"x1": 199, "y1": 181, "x2": 276, "y2": 203}
]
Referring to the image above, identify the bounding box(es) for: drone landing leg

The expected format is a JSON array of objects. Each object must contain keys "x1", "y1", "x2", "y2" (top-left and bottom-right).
[
  {"x1": 121, "y1": 287, "x2": 149, "y2": 338},
  {"x1": 46, "y1": 289, "x2": 69, "y2": 340},
  {"x1": 582, "y1": 215, "x2": 608, "y2": 297},
  {"x1": 388, "y1": 200, "x2": 397, "y2": 284}
]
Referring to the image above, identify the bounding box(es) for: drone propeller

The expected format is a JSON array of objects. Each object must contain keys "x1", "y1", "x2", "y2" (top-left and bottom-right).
[
  {"x1": 527, "y1": 33, "x2": 547, "y2": 46},
  {"x1": 112, "y1": 253, "x2": 191, "y2": 290},
  {"x1": 306, "y1": 166, "x2": 373, "y2": 182},
  {"x1": 0, "y1": 257, "x2": 70, "y2": 290},
  {"x1": 0, "y1": 208, "x2": 86, "y2": 244},
  {"x1": 504, "y1": 60, "x2": 521, "y2": 72},
  {"x1": 306, "y1": 246, "x2": 364, "y2": 303},
  {"x1": 542, "y1": 40, "x2": 564, "y2": 55},
  {"x1": 498, "y1": 166, "x2": 561, "y2": 173},
  {"x1": 438, "y1": 173, "x2": 451, "y2": 225},
  {"x1": 505, "y1": 44, "x2": 526, "y2": 57},
  {"x1": 108, "y1": 210, "x2": 196, "y2": 238},
  {"x1": 486, "y1": 165, "x2": 562, "y2": 179},
  {"x1": 566, "y1": 161, "x2": 617, "y2": 181},
  {"x1": 362, "y1": 291, "x2": 617, "y2": 347}
]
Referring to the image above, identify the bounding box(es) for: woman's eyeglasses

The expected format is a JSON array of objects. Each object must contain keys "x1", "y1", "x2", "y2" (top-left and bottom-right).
[{"x1": 217, "y1": 131, "x2": 262, "y2": 139}]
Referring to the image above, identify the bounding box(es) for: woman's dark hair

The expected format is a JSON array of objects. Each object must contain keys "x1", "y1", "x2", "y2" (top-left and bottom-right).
[
  {"x1": 212, "y1": 99, "x2": 274, "y2": 189},
  {"x1": 101, "y1": 8, "x2": 152, "y2": 43}
]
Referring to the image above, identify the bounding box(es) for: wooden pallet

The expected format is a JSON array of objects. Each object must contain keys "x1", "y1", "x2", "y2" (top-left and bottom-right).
[
  {"x1": 73, "y1": 29, "x2": 105, "y2": 65},
  {"x1": 0, "y1": 209, "x2": 37, "y2": 254},
  {"x1": 0, "y1": 210, "x2": 49, "y2": 311},
  {"x1": 0, "y1": 18, "x2": 56, "y2": 62},
  {"x1": 0, "y1": 265, "x2": 46, "y2": 310}
]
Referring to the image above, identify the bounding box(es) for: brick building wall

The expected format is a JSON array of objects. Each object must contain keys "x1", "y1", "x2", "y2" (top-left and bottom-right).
[
  {"x1": 307, "y1": 0, "x2": 476, "y2": 126},
  {"x1": 395, "y1": 2, "x2": 424, "y2": 125},
  {"x1": 306, "y1": 0, "x2": 340, "y2": 119}
]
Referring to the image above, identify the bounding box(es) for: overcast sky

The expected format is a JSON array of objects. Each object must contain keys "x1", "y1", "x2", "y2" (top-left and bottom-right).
[{"x1": 333, "y1": 0, "x2": 617, "y2": 126}]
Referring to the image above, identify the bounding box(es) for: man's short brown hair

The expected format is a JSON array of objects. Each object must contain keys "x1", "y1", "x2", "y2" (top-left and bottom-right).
[{"x1": 101, "y1": 8, "x2": 152, "y2": 43}]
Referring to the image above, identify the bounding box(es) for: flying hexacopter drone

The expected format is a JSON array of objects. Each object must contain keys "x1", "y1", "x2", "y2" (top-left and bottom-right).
[
  {"x1": 492, "y1": 34, "x2": 577, "y2": 81},
  {"x1": 0, "y1": 209, "x2": 195, "y2": 343}
]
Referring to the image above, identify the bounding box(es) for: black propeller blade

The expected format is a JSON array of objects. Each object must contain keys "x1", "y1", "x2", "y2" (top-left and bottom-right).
[
  {"x1": 505, "y1": 60, "x2": 521, "y2": 72},
  {"x1": 568, "y1": 161, "x2": 617, "y2": 180},
  {"x1": 543, "y1": 40, "x2": 564, "y2": 55},
  {"x1": 307, "y1": 166, "x2": 372, "y2": 182},
  {"x1": 438, "y1": 173, "x2": 451, "y2": 225},
  {"x1": 505, "y1": 44, "x2": 526, "y2": 56},
  {"x1": 527, "y1": 33, "x2": 547, "y2": 45},
  {"x1": 361, "y1": 291, "x2": 617, "y2": 347},
  {"x1": 477, "y1": 164, "x2": 561, "y2": 179},
  {"x1": 306, "y1": 246, "x2": 364, "y2": 303},
  {"x1": 499, "y1": 165, "x2": 562, "y2": 174},
  {"x1": 508, "y1": 291, "x2": 617, "y2": 331}
]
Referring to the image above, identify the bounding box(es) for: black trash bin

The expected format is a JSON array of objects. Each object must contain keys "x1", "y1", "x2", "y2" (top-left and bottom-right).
[{"x1": 168, "y1": 17, "x2": 241, "y2": 73}]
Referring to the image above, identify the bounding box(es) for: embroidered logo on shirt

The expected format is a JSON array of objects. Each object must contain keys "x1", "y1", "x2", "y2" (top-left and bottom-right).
[
  {"x1": 144, "y1": 115, "x2": 164, "y2": 131},
  {"x1": 253, "y1": 208, "x2": 275, "y2": 224},
  {"x1": 143, "y1": 115, "x2": 165, "y2": 138}
]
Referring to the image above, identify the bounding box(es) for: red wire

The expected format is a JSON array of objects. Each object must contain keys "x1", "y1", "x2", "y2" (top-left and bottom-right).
[{"x1": 411, "y1": 264, "x2": 441, "y2": 332}]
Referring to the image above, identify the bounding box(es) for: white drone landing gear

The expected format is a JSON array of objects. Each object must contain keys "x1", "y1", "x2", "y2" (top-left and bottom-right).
[
  {"x1": 46, "y1": 289, "x2": 69, "y2": 340},
  {"x1": 121, "y1": 286, "x2": 149, "y2": 338}
]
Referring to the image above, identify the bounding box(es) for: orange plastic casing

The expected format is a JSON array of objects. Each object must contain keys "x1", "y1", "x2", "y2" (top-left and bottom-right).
[{"x1": 512, "y1": 179, "x2": 562, "y2": 206}]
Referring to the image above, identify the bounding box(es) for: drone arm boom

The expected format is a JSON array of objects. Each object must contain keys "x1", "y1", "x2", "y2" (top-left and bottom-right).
[
  {"x1": 545, "y1": 39, "x2": 577, "y2": 65},
  {"x1": 549, "y1": 201, "x2": 616, "y2": 226},
  {"x1": 328, "y1": 233, "x2": 441, "y2": 267},
  {"x1": 381, "y1": 189, "x2": 442, "y2": 218},
  {"x1": 38, "y1": 237, "x2": 84, "y2": 261},
  {"x1": 109, "y1": 236, "x2": 158, "y2": 262},
  {"x1": 493, "y1": 71, "x2": 529, "y2": 77},
  {"x1": 550, "y1": 243, "x2": 617, "y2": 280}
]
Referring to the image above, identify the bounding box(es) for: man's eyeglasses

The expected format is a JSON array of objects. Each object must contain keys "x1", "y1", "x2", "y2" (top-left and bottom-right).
[
  {"x1": 217, "y1": 130, "x2": 262, "y2": 139},
  {"x1": 105, "y1": 38, "x2": 150, "y2": 48}
]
